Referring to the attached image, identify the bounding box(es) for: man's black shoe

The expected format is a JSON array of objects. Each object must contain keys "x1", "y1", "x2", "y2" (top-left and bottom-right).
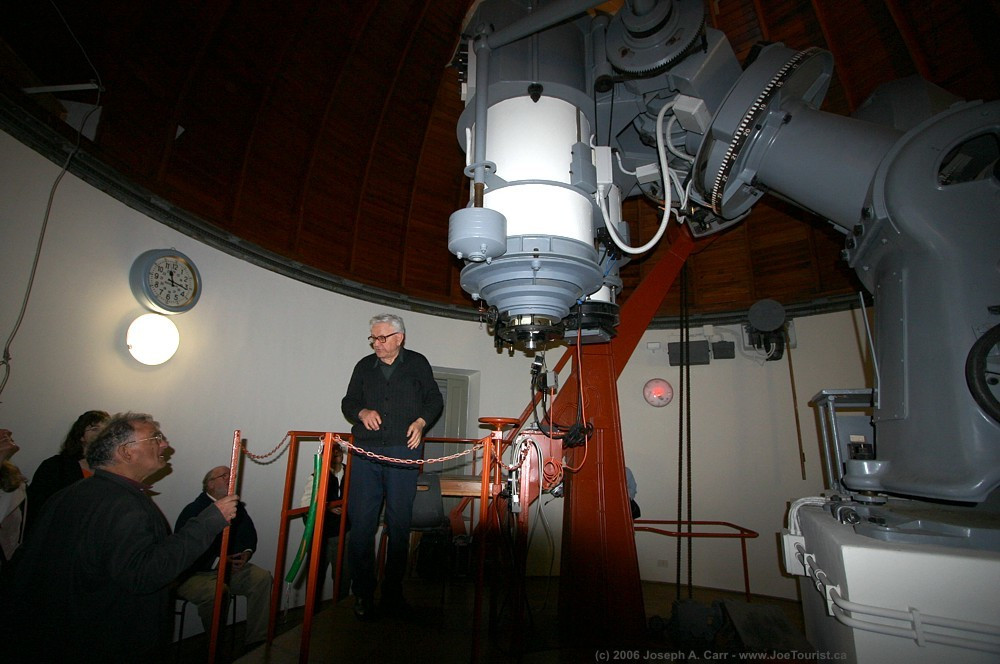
[{"x1": 353, "y1": 595, "x2": 376, "y2": 621}]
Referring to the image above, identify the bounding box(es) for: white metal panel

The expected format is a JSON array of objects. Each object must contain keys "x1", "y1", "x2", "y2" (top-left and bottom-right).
[{"x1": 797, "y1": 505, "x2": 1000, "y2": 664}]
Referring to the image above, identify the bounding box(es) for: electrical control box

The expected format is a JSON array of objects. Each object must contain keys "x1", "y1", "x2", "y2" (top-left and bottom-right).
[
  {"x1": 668, "y1": 340, "x2": 710, "y2": 366},
  {"x1": 635, "y1": 162, "x2": 660, "y2": 184},
  {"x1": 712, "y1": 340, "x2": 736, "y2": 359}
]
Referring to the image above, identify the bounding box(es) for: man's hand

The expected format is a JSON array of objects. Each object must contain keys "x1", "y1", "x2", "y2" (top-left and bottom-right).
[
  {"x1": 214, "y1": 494, "x2": 239, "y2": 522},
  {"x1": 405, "y1": 418, "x2": 426, "y2": 449},
  {"x1": 228, "y1": 550, "x2": 251, "y2": 571},
  {"x1": 359, "y1": 408, "x2": 382, "y2": 431}
]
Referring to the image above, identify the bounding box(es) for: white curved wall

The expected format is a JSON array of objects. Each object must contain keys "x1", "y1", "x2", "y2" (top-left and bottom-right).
[{"x1": 0, "y1": 130, "x2": 869, "y2": 603}]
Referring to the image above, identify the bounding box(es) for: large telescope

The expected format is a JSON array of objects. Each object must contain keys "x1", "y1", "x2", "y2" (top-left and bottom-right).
[
  {"x1": 448, "y1": 3, "x2": 999, "y2": 659},
  {"x1": 447, "y1": 0, "x2": 999, "y2": 505}
]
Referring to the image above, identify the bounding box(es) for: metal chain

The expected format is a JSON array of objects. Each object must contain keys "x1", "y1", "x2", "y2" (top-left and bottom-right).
[
  {"x1": 491, "y1": 440, "x2": 530, "y2": 471},
  {"x1": 240, "y1": 433, "x2": 290, "y2": 461},
  {"x1": 334, "y1": 434, "x2": 484, "y2": 466}
]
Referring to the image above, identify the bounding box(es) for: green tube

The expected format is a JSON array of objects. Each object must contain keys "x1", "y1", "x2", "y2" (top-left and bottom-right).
[{"x1": 284, "y1": 451, "x2": 323, "y2": 583}]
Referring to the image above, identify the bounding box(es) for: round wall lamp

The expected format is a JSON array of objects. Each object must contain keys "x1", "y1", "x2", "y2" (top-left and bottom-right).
[{"x1": 126, "y1": 313, "x2": 179, "y2": 365}]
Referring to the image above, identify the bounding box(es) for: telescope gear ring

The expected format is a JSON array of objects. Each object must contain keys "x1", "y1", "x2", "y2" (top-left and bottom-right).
[{"x1": 605, "y1": 0, "x2": 705, "y2": 75}]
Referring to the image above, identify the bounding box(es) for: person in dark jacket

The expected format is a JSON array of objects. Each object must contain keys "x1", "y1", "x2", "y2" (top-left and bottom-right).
[
  {"x1": 0, "y1": 427, "x2": 26, "y2": 570},
  {"x1": 1, "y1": 412, "x2": 238, "y2": 663},
  {"x1": 175, "y1": 465, "x2": 272, "y2": 647},
  {"x1": 26, "y1": 409, "x2": 109, "y2": 531},
  {"x1": 341, "y1": 313, "x2": 442, "y2": 620},
  {"x1": 298, "y1": 442, "x2": 351, "y2": 602}
]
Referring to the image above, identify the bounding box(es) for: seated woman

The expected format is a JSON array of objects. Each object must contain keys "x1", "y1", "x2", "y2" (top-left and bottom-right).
[
  {"x1": 0, "y1": 428, "x2": 26, "y2": 570},
  {"x1": 26, "y1": 410, "x2": 109, "y2": 531}
]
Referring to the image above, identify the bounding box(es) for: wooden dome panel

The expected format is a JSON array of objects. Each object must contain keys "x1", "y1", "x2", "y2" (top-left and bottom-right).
[{"x1": 0, "y1": 0, "x2": 995, "y2": 323}]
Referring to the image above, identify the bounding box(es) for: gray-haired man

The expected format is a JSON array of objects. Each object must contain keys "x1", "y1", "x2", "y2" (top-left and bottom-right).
[
  {"x1": 341, "y1": 313, "x2": 443, "y2": 620},
  {"x1": 2, "y1": 412, "x2": 238, "y2": 661}
]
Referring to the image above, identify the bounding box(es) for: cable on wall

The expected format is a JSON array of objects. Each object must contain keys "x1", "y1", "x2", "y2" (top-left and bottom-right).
[{"x1": 0, "y1": 0, "x2": 103, "y2": 400}]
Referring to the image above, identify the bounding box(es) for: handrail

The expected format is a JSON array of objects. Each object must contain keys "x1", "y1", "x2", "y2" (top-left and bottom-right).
[
  {"x1": 634, "y1": 519, "x2": 759, "y2": 538},
  {"x1": 424, "y1": 436, "x2": 481, "y2": 445},
  {"x1": 266, "y1": 430, "x2": 350, "y2": 664},
  {"x1": 206, "y1": 430, "x2": 243, "y2": 663},
  {"x1": 265, "y1": 429, "x2": 500, "y2": 663},
  {"x1": 633, "y1": 519, "x2": 759, "y2": 601}
]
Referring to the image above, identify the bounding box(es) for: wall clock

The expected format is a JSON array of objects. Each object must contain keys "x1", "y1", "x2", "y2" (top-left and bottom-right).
[
  {"x1": 642, "y1": 378, "x2": 673, "y2": 407},
  {"x1": 129, "y1": 249, "x2": 202, "y2": 314}
]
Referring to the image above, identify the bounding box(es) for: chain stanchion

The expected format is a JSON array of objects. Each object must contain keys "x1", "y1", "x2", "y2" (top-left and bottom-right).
[{"x1": 208, "y1": 430, "x2": 242, "y2": 664}]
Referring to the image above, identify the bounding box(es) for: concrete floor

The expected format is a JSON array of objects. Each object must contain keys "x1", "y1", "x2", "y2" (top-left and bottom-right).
[{"x1": 171, "y1": 575, "x2": 809, "y2": 663}]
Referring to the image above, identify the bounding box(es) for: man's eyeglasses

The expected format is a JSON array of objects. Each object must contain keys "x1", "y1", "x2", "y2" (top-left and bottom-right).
[
  {"x1": 126, "y1": 433, "x2": 167, "y2": 446},
  {"x1": 368, "y1": 332, "x2": 401, "y2": 344}
]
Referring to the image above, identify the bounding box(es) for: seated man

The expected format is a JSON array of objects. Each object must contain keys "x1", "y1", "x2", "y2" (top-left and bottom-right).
[{"x1": 175, "y1": 466, "x2": 272, "y2": 647}]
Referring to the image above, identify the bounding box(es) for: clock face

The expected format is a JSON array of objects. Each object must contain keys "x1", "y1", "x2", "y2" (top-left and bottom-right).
[
  {"x1": 147, "y1": 256, "x2": 198, "y2": 308},
  {"x1": 130, "y1": 249, "x2": 202, "y2": 314}
]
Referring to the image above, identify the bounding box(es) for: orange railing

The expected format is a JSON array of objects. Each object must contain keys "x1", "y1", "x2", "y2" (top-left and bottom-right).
[
  {"x1": 266, "y1": 429, "x2": 497, "y2": 663},
  {"x1": 633, "y1": 519, "x2": 759, "y2": 602}
]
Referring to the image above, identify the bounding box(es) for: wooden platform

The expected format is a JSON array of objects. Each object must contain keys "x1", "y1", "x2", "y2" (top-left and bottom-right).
[{"x1": 438, "y1": 473, "x2": 482, "y2": 497}]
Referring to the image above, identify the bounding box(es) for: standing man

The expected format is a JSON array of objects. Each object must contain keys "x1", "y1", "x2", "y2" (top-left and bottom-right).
[
  {"x1": 342, "y1": 313, "x2": 443, "y2": 620},
  {"x1": 1, "y1": 412, "x2": 239, "y2": 662},
  {"x1": 175, "y1": 466, "x2": 273, "y2": 649}
]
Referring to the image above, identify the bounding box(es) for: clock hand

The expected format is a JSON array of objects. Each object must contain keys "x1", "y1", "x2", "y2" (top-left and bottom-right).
[{"x1": 167, "y1": 270, "x2": 190, "y2": 290}]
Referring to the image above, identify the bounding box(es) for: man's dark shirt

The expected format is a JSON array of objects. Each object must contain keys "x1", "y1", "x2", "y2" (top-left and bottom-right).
[
  {"x1": 341, "y1": 347, "x2": 443, "y2": 451},
  {"x1": 175, "y1": 492, "x2": 257, "y2": 575}
]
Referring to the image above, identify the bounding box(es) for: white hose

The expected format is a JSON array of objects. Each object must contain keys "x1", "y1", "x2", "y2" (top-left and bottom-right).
[
  {"x1": 597, "y1": 185, "x2": 669, "y2": 255},
  {"x1": 665, "y1": 115, "x2": 695, "y2": 162},
  {"x1": 614, "y1": 149, "x2": 636, "y2": 175},
  {"x1": 592, "y1": 100, "x2": 679, "y2": 255},
  {"x1": 655, "y1": 100, "x2": 676, "y2": 215},
  {"x1": 787, "y1": 496, "x2": 829, "y2": 535}
]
